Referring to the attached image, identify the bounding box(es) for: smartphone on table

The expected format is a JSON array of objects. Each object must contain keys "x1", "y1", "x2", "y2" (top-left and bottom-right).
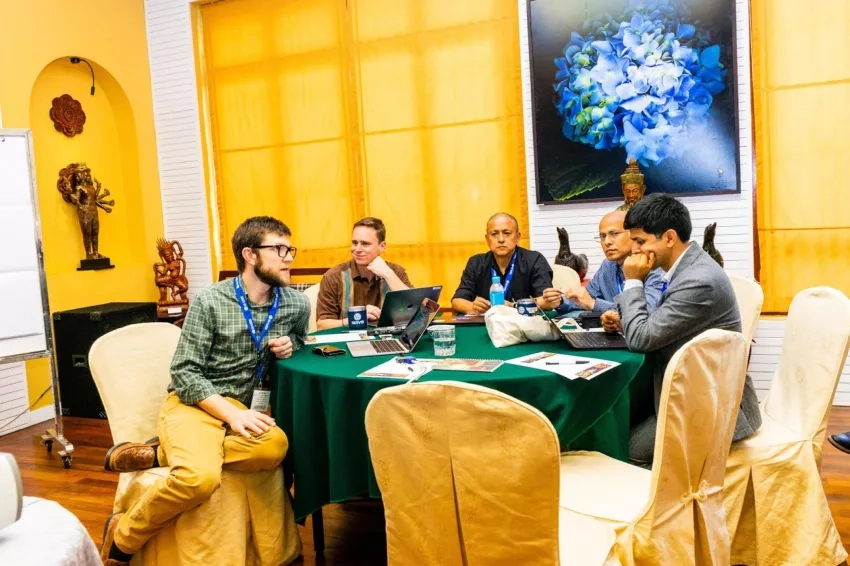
[{"x1": 312, "y1": 345, "x2": 346, "y2": 357}]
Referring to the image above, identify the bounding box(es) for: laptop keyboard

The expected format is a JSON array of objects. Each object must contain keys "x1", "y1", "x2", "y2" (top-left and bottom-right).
[
  {"x1": 568, "y1": 332, "x2": 617, "y2": 348},
  {"x1": 371, "y1": 340, "x2": 405, "y2": 354}
]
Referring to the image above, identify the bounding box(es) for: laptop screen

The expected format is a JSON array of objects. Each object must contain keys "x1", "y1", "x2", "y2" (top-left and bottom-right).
[
  {"x1": 538, "y1": 303, "x2": 578, "y2": 341},
  {"x1": 399, "y1": 298, "x2": 439, "y2": 351}
]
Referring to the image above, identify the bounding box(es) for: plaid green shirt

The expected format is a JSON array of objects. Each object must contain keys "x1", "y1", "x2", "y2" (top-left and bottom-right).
[{"x1": 168, "y1": 278, "x2": 310, "y2": 406}]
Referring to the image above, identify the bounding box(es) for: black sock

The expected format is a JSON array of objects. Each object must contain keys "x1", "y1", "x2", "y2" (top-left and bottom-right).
[
  {"x1": 109, "y1": 542, "x2": 133, "y2": 561},
  {"x1": 147, "y1": 437, "x2": 161, "y2": 468}
]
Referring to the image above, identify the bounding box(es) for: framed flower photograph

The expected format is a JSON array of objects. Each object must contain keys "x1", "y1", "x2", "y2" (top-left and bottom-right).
[{"x1": 527, "y1": 0, "x2": 741, "y2": 204}]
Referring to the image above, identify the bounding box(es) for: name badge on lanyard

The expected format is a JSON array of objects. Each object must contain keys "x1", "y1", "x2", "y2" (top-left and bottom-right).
[
  {"x1": 490, "y1": 250, "x2": 518, "y2": 298},
  {"x1": 233, "y1": 277, "x2": 280, "y2": 413}
]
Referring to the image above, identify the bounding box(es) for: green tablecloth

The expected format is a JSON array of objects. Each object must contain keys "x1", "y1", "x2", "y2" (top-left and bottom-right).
[{"x1": 272, "y1": 325, "x2": 651, "y2": 521}]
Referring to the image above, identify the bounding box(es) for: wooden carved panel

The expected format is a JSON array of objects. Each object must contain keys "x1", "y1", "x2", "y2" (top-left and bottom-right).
[{"x1": 49, "y1": 94, "x2": 86, "y2": 137}]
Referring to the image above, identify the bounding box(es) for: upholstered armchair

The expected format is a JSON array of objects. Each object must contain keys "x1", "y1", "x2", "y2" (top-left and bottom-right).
[
  {"x1": 558, "y1": 329, "x2": 748, "y2": 564},
  {"x1": 365, "y1": 380, "x2": 616, "y2": 565},
  {"x1": 724, "y1": 287, "x2": 850, "y2": 566},
  {"x1": 88, "y1": 322, "x2": 301, "y2": 566}
]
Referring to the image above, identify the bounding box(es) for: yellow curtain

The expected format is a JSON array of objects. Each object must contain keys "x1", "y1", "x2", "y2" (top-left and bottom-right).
[
  {"x1": 751, "y1": 0, "x2": 850, "y2": 313},
  {"x1": 198, "y1": 0, "x2": 527, "y2": 290}
]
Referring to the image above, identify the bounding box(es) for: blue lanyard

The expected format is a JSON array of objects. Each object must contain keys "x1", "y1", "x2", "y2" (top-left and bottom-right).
[
  {"x1": 491, "y1": 250, "x2": 518, "y2": 298},
  {"x1": 661, "y1": 281, "x2": 668, "y2": 294},
  {"x1": 615, "y1": 266, "x2": 624, "y2": 295},
  {"x1": 233, "y1": 277, "x2": 281, "y2": 383}
]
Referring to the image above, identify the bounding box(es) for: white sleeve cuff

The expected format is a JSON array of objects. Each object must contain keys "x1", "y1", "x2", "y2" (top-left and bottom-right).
[{"x1": 623, "y1": 279, "x2": 644, "y2": 291}]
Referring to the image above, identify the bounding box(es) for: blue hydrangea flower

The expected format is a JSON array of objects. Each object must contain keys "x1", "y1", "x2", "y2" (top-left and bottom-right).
[{"x1": 553, "y1": 0, "x2": 727, "y2": 167}]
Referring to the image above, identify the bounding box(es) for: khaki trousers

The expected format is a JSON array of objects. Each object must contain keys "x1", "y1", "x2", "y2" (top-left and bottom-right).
[{"x1": 114, "y1": 392, "x2": 288, "y2": 553}]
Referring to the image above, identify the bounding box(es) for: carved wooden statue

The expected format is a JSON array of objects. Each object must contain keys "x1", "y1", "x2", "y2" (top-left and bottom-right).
[
  {"x1": 616, "y1": 158, "x2": 646, "y2": 211},
  {"x1": 555, "y1": 227, "x2": 588, "y2": 280},
  {"x1": 154, "y1": 238, "x2": 189, "y2": 317},
  {"x1": 703, "y1": 222, "x2": 724, "y2": 267},
  {"x1": 57, "y1": 163, "x2": 114, "y2": 269}
]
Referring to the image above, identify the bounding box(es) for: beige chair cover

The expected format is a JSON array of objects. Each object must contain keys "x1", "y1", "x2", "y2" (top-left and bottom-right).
[
  {"x1": 724, "y1": 287, "x2": 850, "y2": 566},
  {"x1": 302, "y1": 283, "x2": 320, "y2": 333},
  {"x1": 365, "y1": 380, "x2": 615, "y2": 565},
  {"x1": 553, "y1": 264, "x2": 582, "y2": 290},
  {"x1": 560, "y1": 329, "x2": 748, "y2": 565},
  {"x1": 88, "y1": 322, "x2": 300, "y2": 566},
  {"x1": 727, "y1": 274, "x2": 764, "y2": 349}
]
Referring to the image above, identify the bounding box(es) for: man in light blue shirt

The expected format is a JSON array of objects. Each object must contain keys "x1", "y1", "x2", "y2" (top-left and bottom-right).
[{"x1": 542, "y1": 211, "x2": 664, "y2": 316}]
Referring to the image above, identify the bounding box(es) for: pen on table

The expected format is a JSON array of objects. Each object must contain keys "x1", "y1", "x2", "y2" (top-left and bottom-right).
[{"x1": 545, "y1": 361, "x2": 590, "y2": 365}]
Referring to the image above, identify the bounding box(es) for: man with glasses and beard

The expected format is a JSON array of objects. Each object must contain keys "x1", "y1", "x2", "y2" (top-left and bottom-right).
[
  {"x1": 99, "y1": 216, "x2": 309, "y2": 566},
  {"x1": 541, "y1": 210, "x2": 664, "y2": 318}
]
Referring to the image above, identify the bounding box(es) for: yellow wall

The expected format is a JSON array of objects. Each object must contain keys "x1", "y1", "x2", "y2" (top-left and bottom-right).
[{"x1": 0, "y1": 0, "x2": 163, "y2": 409}]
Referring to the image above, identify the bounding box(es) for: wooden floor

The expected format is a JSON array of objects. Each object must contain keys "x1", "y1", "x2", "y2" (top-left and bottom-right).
[{"x1": 4, "y1": 410, "x2": 850, "y2": 564}]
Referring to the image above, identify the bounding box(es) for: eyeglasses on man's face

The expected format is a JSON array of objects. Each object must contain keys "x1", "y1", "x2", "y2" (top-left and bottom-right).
[
  {"x1": 593, "y1": 230, "x2": 625, "y2": 242},
  {"x1": 254, "y1": 244, "x2": 297, "y2": 259}
]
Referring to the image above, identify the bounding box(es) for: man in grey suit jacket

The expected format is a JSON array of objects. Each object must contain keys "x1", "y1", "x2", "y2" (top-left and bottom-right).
[{"x1": 601, "y1": 194, "x2": 761, "y2": 467}]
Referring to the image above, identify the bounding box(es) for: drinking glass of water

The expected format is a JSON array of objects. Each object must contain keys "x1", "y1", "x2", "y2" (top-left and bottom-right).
[{"x1": 429, "y1": 325, "x2": 456, "y2": 357}]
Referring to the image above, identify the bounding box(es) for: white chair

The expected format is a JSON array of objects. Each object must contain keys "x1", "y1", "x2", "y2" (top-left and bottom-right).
[
  {"x1": 724, "y1": 287, "x2": 850, "y2": 566},
  {"x1": 727, "y1": 274, "x2": 763, "y2": 350},
  {"x1": 365, "y1": 380, "x2": 616, "y2": 565},
  {"x1": 0, "y1": 453, "x2": 22, "y2": 531},
  {"x1": 553, "y1": 264, "x2": 581, "y2": 290},
  {"x1": 88, "y1": 323, "x2": 301, "y2": 566},
  {"x1": 559, "y1": 329, "x2": 748, "y2": 564},
  {"x1": 303, "y1": 283, "x2": 320, "y2": 333},
  {"x1": 0, "y1": 497, "x2": 100, "y2": 565}
]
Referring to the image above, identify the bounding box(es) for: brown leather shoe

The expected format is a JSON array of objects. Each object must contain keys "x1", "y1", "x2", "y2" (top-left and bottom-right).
[
  {"x1": 100, "y1": 512, "x2": 130, "y2": 566},
  {"x1": 104, "y1": 437, "x2": 160, "y2": 472}
]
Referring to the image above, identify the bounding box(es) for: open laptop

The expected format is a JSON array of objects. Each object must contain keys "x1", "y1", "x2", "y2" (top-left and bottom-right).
[
  {"x1": 434, "y1": 313, "x2": 486, "y2": 326},
  {"x1": 539, "y1": 304, "x2": 628, "y2": 350},
  {"x1": 349, "y1": 298, "x2": 440, "y2": 357},
  {"x1": 376, "y1": 286, "x2": 443, "y2": 327}
]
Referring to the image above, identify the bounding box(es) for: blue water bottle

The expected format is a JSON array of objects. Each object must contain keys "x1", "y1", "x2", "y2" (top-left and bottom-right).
[{"x1": 489, "y1": 276, "x2": 505, "y2": 306}]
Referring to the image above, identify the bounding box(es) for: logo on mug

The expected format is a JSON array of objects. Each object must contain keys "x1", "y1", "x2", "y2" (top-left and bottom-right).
[
  {"x1": 354, "y1": 313, "x2": 362, "y2": 321},
  {"x1": 516, "y1": 298, "x2": 537, "y2": 316}
]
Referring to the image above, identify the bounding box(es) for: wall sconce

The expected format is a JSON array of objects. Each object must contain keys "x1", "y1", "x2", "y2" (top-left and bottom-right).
[{"x1": 69, "y1": 57, "x2": 95, "y2": 96}]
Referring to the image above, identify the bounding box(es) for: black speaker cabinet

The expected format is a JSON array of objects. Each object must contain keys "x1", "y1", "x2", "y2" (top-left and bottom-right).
[{"x1": 53, "y1": 302, "x2": 157, "y2": 419}]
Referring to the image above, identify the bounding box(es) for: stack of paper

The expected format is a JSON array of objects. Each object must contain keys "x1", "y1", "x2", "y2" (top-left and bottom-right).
[
  {"x1": 305, "y1": 332, "x2": 373, "y2": 345},
  {"x1": 358, "y1": 358, "x2": 432, "y2": 380},
  {"x1": 414, "y1": 358, "x2": 503, "y2": 373}
]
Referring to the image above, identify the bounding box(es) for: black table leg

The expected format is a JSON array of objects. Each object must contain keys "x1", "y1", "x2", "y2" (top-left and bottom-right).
[{"x1": 312, "y1": 509, "x2": 325, "y2": 557}]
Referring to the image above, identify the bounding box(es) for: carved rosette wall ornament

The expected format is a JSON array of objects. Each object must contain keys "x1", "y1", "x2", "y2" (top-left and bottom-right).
[{"x1": 49, "y1": 94, "x2": 86, "y2": 137}]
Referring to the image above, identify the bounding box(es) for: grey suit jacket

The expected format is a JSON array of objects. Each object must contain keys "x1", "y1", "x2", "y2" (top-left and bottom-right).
[{"x1": 616, "y1": 244, "x2": 762, "y2": 441}]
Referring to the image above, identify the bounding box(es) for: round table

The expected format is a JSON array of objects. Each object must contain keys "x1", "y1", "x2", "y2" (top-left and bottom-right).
[{"x1": 272, "y1": 325, "x2": 651, "y2": 522}]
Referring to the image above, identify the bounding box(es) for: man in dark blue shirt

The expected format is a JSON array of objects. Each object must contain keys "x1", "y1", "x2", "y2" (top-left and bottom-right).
[
  {"x1": 542, "y1": 211, "x2": 663, "y2": 317},
  {"x1": 452, "y1": 213, "x2": 554, "y2": 314}
]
